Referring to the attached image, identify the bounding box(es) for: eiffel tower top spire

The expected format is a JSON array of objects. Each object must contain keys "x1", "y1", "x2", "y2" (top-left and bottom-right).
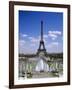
[{"x1": 41, "y1": 21, "x2": 43, "y2": 41}]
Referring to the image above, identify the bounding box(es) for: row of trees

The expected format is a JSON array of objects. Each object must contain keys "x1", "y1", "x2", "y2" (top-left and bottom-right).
[{"x1": 19, "y1": 53, "x2": 63, "y2": 59}]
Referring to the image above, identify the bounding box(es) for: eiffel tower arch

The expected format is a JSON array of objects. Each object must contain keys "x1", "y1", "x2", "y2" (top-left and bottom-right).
[{"x1": 37, "y1": 21, "x2": 47, "y2": 55}]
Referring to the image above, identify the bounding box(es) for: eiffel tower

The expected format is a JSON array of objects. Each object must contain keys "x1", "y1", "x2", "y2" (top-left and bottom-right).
[{"x1": 37, "y1": 21, "x2": 47, "y2": 55}]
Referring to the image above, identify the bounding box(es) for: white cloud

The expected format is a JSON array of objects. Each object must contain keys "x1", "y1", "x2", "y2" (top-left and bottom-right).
[
  {"x1": 28, "y1": 37, "x2": 33, "y2": 40},
  {"x1": 48, "y1": 33, "x2": 57, "y2": 38},
  {"x1": 48, "y1": 31, "x2": 61, "y2": 35},
  {"x1": 22, "y1": 34, "x2": 28, "y2": 37},
  {"x1": 48, "y1": 33, "x2": 57, "y2": 40},
  {"x1": 31, "y1": 38, "x2": 39, "y2": 43},
  {"x1": 48, "y1": 30, "x2": 62, "y2": 40},
  {"x1": 29, "y1": 37, "x2": 39, "y2": 43},
  {"x1": 19, "y1": 39, "x2": 25, "y2": 47},
  {"x1": 46, "y1": 42, "x2": 59, "y2": 48},
  {"x1": 30, "y1": 43, "x2": 36, "y2": 47},
  {"x1": 52, "y1": 42, "x2": 59, "y2": 45},
  {"x1": 44, "y1": 34, "x2": 48, "y2": 38},
  {"x1": 20, "y1": 33, "x2": 28, "y2": 38},
  {"x1": 46, "y1": 42, "x2": 63, "y2": 53},
  {"x1": 19, "y1": 40, "x2": 37, "y2": 54},
  {"x1": 19, "y1": 40, "x2": 25, "y2": 43},
  {"x1": 38, "y1": 34, "x2": 48, "y2": 39}
]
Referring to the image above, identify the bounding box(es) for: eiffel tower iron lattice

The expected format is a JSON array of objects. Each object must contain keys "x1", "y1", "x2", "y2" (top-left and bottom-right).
[{"x1": 37, "y1": 21, "x2": 47, "y2": 55}]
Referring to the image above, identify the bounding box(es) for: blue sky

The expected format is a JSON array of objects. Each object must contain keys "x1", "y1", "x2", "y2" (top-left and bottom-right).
[{"x1": 19, "y1": 10, "x2": 63, "y2": 54}]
